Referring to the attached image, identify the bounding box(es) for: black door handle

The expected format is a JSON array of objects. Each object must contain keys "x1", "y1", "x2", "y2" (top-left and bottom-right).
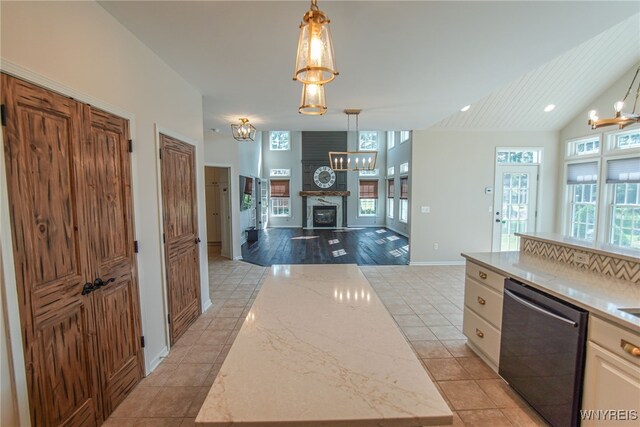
[
  {"x1": 93, "y1": 277, "x2": 115, "y2": 289},
  {"x1": 195, "y1": 238, "x2": 201, "y2": 244},
  {"x1": 81, "y1": 282, "x2": 95, "y2": 296}
]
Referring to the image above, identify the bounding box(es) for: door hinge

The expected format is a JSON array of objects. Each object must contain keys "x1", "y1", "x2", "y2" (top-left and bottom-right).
[
  {"x1": 140, "y1": 336, "x2": 145, "y2": 348},
  {"x1": 134, "y1": 240, "x2": 139, "y2": 253},
  {"x1": 1, "y1": 104, "x2": 6, "y2": 127},
  {"x1": 537, "y1": 174, "x2": 540, "y2": 181},
  {"x1": 167, "y1": 314, "x2": 171, "y2": 324},
  {"x1": 128, "y1": 139, "x2": 133, "y2": 153},
  {"x1": 159, "y1": 148, "x2": 163, "y2": 159},
  {"x1": 162, "y1": 233, "x2": 166, "y2": 244}
]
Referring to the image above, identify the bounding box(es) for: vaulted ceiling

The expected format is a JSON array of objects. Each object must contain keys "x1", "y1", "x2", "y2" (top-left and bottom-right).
[{"x1": 99, "y1": 1, "x2": 640, "y2": 133}]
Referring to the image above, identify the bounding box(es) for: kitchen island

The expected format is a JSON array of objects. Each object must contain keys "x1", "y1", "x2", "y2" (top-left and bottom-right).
[{"x1": 196, "y1": 264, "x2": 452, "y2": 427}]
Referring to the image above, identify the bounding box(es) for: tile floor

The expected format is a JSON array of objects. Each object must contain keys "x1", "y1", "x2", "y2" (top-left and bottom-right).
[{"x1": 104, "y1": 246, "x2": 548, "y2": 426}]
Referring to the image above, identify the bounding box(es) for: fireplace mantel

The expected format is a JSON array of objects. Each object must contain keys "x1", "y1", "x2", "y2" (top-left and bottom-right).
[{"x1": 300, "y1": 191, "x2": 350, "y2": 197}]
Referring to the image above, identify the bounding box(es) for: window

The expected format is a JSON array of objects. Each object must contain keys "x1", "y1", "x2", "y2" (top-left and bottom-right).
[
  {"x1": 567, "y1": 162, "x2": 598, "y2": 241},
  {"x1": 387, "y1": 166, "x2": 395, "y2": 177},
  {"x1": 567, "y1": 137, "x2": 600, "y2": 158},
  {"x1": 399, "y1": 162, "x2": 409, "y2": 174},
  {"x1": 359, "y1": 169, "x2": 378, "y2": 176},
  {"x1": 610, "y1": 129, "x2": 640, "y2": 151},
  {"x1": 359, "y1": 180, "x2": 378, "y2": 216},
  {"x1": 607, "y1": 157, "x2": 640, "y2": 248},
  {"x1": 399, "y1": 177, "x2": 408, "y2": 223},
  {"x1": 359, "y1": 131, "x2": 378, "y2": 151},
  {"x1": 387, "y1": 131, "x2": 396, "y2": 150},
  {"x1": 387, "y1": 179, "x2": 394, "y2": 219},
  {"x1": 497, "y1": 149, "x2": 541, "y2": 164},
  {"x1": 270, "y1": 168, "x2": 290, "y2": 177},
  {"x1": 400, "y1": 131, "x2": 410, "y2": 143},
  {"x1": 270, "y1": 179, "x2": 290, "y2": 217},
  {"x1": 270, "y1": 131, "x2": 290, "y2": 151}
]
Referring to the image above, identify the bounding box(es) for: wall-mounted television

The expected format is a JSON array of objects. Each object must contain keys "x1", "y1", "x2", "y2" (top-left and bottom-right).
[{"x1": 240, "y1": 175, "x2": 254, "y2": 211}]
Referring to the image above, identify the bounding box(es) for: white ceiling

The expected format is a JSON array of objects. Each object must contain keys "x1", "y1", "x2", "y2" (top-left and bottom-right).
[
  {"x1": 433, "y1": 14, "x2": 640, "y2": 131},
  {"x1": 99, "y1": 1, "x2": 640, "y2": 133}
]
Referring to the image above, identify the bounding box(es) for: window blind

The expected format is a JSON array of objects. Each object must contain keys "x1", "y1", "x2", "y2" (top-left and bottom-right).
[
  {"x1": 400, "y1": 177, "x2": 408, "y2": 199},
  {"x1": 388, "y1": 179, "x2": 394, "y2": 198},
  {"x1": 566, "y1": 162, "x2": 598, "y2": 184},
  {"x1": 606, "y1": 157, "x2": 640, "y2": 183},
  {"x1": 270, "y1": 180, "x2": 290, "y2": 197},
  {"x1": 243, "y1": 177, "x2": 254, "y2": 195},
  {"x1": 359, "y1": 180, "x2": 378, "y2": 199}
]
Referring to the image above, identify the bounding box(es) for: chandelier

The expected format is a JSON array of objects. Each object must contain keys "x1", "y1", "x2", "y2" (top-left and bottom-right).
[
  {"x1": 231, "y1": 118, "x2": 256, "y2": 141},
  {"x1": 588, "y1": 66, "x2": 640, "y2": 129},
  {"x1": 294, "y1": 0, "x2": 337, "y2": 115},
  {"x1": 329, "y1": 109, "x2": 378, "y2": 171}
]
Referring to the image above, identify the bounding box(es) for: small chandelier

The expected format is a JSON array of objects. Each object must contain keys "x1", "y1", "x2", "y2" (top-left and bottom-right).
[
  {"x1": 328, "y1": 109, "x2": 378, "y2": 171},
  {"x1": 299, "y1": 82, "x2": 327, "y2": 115},
  {"x1": 588, "y1": 66, "x2": 640, "y2": 129},
  {"x1": 293, "y1": 0, "x2": 338, "y2": 85},
  {"x1": 231, "y1": 118, "x2": 256, "y2": 141}
]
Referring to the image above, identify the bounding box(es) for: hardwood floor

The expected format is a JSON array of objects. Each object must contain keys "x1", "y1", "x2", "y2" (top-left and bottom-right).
[{"x1": 241, "y1": 227, "x2": 409, "y2": 266}]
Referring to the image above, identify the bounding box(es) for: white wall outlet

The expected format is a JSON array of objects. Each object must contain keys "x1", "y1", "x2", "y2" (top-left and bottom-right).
[
  {"x1": 573, "y1": 252, "x2": 589, "y2": 265},
  {"x1": 421, "y1": 206, "x2": 430, "y2": 213},
  {"x1": 433, "y1": 242, "x2": 439, "y2": 250}
]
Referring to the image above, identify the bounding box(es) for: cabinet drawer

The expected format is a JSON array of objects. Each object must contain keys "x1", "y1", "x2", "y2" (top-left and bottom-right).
[
  {"x1": 466, "y1": 261, "x2": 505, "y2": 293},
  {"x1": 464, "y1": 278, "x2": 503, "y2": 329},
  {"x1": 589, "y1": 316, "x2": 640, "y2": 368},
  {"x1": 463, "y1": 307, "x2": 501, "y2": 365}
]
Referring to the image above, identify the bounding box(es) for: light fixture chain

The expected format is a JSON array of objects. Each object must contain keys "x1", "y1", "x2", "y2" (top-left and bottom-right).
[
  {"x1": 621, "y1": 66, "x2": 640, "y2": 103},
  {"x1": 633, "y1": 78, "x2": 640, "y2": 114}
]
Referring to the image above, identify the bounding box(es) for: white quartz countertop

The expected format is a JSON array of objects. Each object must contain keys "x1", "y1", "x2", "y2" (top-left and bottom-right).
[
  {"x1": 461, "y1": 251, "x2": 640, "y2": 333},
  {"x1": 196, "y1": 264, "x2": 453, "y2": 427}
]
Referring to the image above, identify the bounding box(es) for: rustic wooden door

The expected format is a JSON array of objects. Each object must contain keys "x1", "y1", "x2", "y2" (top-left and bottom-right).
[
  {"x1": 82, "y1": 106, "x2": 144, "y2": 416},
  {"x1": 160, "y1": 134, "x2": 201, "y2": 344},
  {"x1": 2, "y1": 74, "x2": 102, "y2": 426}
]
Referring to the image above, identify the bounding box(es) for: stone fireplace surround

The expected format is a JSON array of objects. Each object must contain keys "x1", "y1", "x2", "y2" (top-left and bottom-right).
[{"x1": 300, "y1": 191, "x2": 350, "y2": 229}]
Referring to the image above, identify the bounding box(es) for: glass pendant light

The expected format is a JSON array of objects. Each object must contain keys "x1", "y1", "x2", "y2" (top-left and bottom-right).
[
  {"x1": 231, "y1": 118, "x2": 257, "y2": 141},
  {"x1": 299, "y1": 81, "x2": 327, "y2": 115},
  {"x1": 293, "y1": 0, "x2": 338, "y2": 85}
]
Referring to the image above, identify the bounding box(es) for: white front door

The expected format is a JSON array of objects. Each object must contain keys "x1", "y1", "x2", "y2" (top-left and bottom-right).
[{"x1": 493, "y1": 164, "x2": 539, "y2": 251}]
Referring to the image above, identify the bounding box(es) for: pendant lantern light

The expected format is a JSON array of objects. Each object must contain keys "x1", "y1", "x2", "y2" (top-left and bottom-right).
[
  {"x1": 231, "y1": 118, "x2": 257, "y2": 141},
  {"x1": 299, "y1": 82, "x2": 327, "y2": 115},
  {"x1": 293, "y1": 0, "x2": 338, "y2": 85}
]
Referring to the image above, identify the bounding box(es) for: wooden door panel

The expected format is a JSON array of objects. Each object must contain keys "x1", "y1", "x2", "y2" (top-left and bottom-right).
[
  {"x1": 2, "y1": 74, "x2": 101, "y2": 426},
  {"x1": 160, "y1": 134, "x2": 201, "y2": 344},
  {"x1": 83, "y1": 106, "x2": 144, "y2": 416}
]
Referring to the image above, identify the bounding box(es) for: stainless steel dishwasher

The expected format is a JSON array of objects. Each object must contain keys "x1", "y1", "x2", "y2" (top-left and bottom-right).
[{"x1": 499, "y1": 279, "x2": 588, "y2": 427}]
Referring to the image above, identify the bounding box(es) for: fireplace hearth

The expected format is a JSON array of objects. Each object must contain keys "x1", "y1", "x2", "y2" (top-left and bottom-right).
[{"x1": 313, "y1": 206, "x2": 337, "y2": 228}]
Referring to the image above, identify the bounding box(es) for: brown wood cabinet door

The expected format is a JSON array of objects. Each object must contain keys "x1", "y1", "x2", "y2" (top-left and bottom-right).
[
  {"x1": 160, "y1": 134, "x2": 201, "y2": 344},
  {"x1": 2, "y1": 74, "x2": 102, "y2": 426},
  {"x1": 82, "y1": 106, "x2": 144, "y2": 416}
]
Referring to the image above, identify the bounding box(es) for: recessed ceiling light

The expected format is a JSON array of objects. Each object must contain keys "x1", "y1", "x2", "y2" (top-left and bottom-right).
[
  {"x1": 544, "y1": 104, "x2": 556, "y2": 112},
  {"x1": 460, "y1": 105, "x2": 471, "y2": 112}
]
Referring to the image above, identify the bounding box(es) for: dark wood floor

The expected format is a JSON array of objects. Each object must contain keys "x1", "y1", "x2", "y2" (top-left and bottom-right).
[{"x1": 241, "y1": 227, "x2": 410, "y2": 266}]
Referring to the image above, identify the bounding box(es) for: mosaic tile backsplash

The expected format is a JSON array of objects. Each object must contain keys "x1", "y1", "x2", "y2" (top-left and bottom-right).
[{"x1": 521, "y1": 237, "x2": 640, "y2": 284}]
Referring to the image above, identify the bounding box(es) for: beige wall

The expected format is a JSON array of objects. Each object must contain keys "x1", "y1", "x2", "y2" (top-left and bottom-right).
[
  {"x1": 0, "y1": 2, "x2": 206, "y2": 424},
  {"x1": 410, "y1": 130, "x2": 560, "y2": 263}
]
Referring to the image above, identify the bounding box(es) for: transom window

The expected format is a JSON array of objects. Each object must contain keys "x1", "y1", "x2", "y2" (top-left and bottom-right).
[
  {"x1": 359, "y1": 131, "x2": 378, "y2": 151},
  {"x1": 270, "y1": 131, "x2": 290, "y2": 151},
  {"x1": 387, "y1": 166, "x2": 395, "y2": 177},
  {"x1": 497, "y1": 149, "x2": 540, "y2": 164},
  {"x1": 399, "y1": 162, "x2": 409, "y2": 174},
  {"x1": 400, "y1": 131, "x2": 410, "y2": 143},
  {"x1": 610, "y1": 129, "x2": 640, "y2": 151},
  {"x1": 567, "y1": 137, "x2": 600, "y2": 158},
  {"x1": 359, "y1": 169, "x2": 378, "y2": 176},
  {"x1": 270, "y1": 168, "x2": 290, "y2": 177}
]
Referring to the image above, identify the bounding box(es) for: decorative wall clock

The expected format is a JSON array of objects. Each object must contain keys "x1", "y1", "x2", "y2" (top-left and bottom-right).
[{"x1": 313, "y1": 166, "x2": 336, "y2": 189}]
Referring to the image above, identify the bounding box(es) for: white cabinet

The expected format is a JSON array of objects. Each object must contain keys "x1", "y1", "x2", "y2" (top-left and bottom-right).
[
  {"x1": 462, "y1": 261, "x2": 504, "y2": 372},
  {"x1": 582, "y1": 316, "x2": 640, "y2": 426}
]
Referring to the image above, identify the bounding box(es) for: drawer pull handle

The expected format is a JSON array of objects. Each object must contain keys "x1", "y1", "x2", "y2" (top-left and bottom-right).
[
  {"x1": 477, "y1": 296, "x2": 486, "y2": 305},
  {"x1": 475, "y1": 328, "x2": 484, "y2": 338},
  {"x1": 478, "y1": 271, "x2": 488, "y2": 280},
  {"x1": 621, "y1": 339, "x2": 640, "y2": 357}
]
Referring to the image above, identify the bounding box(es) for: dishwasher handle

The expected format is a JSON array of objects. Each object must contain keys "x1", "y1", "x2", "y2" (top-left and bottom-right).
[{"x1": 504, "y1": 289, "x2": 577, "y2": 327}]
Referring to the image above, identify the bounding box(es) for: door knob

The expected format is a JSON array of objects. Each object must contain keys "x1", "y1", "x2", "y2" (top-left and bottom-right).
[
  {"x1": 93, "y1": 277, "x2": 115, "y2": 289},
  {"x1": 81, "y1": 282, "x2": 95, "y2": 296},
  {"x1": 195, "y1": 238, "x2": 201, "y2": 244}
]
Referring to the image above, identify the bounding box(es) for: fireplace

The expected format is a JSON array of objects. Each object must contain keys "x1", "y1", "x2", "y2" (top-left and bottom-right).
[{"x1": 313, "y1": 206, "x2": 337, "y2": 228}]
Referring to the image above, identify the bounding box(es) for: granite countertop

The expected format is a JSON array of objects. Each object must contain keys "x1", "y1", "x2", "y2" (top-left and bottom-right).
[
  {"x1": 461, "y1": 251, "x2": 640, "y2": 334},
  {"x1": 196, "y1": 264, "x2": 452, "y2": 426}
]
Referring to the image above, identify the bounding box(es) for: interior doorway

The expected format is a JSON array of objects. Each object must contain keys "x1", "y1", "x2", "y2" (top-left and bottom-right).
[{"x1": 205, "y1": 166, "x2": 232, "y2": 258}]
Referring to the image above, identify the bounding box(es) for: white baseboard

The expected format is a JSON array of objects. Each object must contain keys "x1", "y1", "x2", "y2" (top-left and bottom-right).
[
  {"x1": 234, "y1": 256, "x2": 243, "y2": 261},
  {"x1": 409, "y1": 260, "x2": 465, "y2": 266},
  {"x1": 266, "y1": 225, "x2": 303, "y2": 229},
  {"x1": 202, "y1": 299, "x2": 213, "y2": 312},
  {"x1": 146, "y1": 346, "x2": 169, "y2": 375},
  {"x1": 385, "y1": 225, "x2": 409, "y2": 238}
]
